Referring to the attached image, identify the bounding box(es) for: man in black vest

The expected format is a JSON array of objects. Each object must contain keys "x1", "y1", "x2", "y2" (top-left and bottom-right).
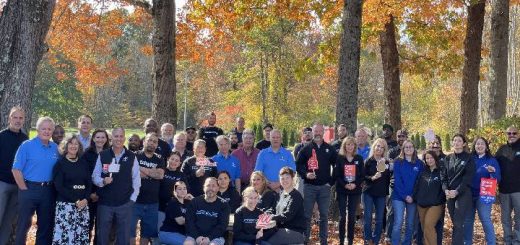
[{"x1": 92, "y1": 127, "x2": 141, "y2": 245}]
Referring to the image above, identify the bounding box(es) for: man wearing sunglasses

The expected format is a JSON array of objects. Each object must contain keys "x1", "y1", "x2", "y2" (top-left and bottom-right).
[{"x1": 496, "y1": 126, "x2": 520, "y2": 245}]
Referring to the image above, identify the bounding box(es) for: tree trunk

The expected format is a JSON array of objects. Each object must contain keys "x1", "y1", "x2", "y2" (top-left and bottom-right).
[
  {"x1": 0, "y1": 0, "x2": 56, "y2": 131},
  {"x1": 488, "y1": 0, "x2": 510, "y2": 121},
  {"x1": 460, "y1": 0, "x2": 486, "y2": 134},
  {"x1": 260, "y1": 52, "x2": 269, "y2": 124},
  {"x1": 380, "y1": 15, "x2": 402, "y2": 130},
  {"x1": 151, "y1": 0, "x2": 176, "y2": 127},
  {"x1": 336, "y1": 0, "x2": 362, "y2": 136}
]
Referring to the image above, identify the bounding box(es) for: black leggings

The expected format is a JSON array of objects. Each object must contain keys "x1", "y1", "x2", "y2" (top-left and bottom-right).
[{"x1": 337, "y1": 193, "x2": 361, "y2": 243}]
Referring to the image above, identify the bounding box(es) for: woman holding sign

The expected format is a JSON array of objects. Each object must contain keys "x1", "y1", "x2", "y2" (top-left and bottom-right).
[
  {"x1": 441, "y1": 134, "x2": 475, "y2": 245},
  {"x1": 233, "y1": 186, "x2": 269, "y2": 245},
  {"x1": 463, "y1": 137, "x2": 501, "y2": 245},
  {"x1": 362, "y1": 138, "x2": 391, "y2": 245},
  {"x1": 181, "y1": 139, "x2": 218, "y2": 197},
  {"x1": 391, "y1": 140, "x2": 423, "y2": 245},
  {"x1": 335, "y1": 136, "x2": 365, "y2": 245}
]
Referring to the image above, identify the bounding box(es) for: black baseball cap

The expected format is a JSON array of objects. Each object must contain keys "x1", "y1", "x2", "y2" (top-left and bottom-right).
[
  {"x1": 263, "y1": 123, "x2": 273, "y2": 130},
  {"x1": 382, "y1": 124, "x2": 394, "y2": 132},
  {"x1": 185, "y1": 126, "x2": 196, "y2": 131}
]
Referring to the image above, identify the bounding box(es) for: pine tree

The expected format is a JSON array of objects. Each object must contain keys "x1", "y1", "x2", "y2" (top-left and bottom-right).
[
  {"x1": 444, "y1": 133, "x2": 451, "y2": 151},
  {"x1": 282, "y1": 128, "x2": 289, "y2": 147}
]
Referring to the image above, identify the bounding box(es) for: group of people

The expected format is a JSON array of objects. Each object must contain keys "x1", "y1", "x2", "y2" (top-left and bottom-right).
[{"x1": 0, "y1": 107, "x2": 519, "y2": 245}]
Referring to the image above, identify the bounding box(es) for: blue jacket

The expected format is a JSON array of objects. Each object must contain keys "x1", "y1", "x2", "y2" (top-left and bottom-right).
[
  {"x1": 470, "y1": 155, "x2": 501, "y2": 197},
  {"x1": 392, "y1": 158, "x2": 423, "y2": 201}
]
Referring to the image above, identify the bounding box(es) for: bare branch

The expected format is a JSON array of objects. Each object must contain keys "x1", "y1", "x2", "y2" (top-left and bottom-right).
[{"x1": 123, "y1": 0, "x2": 152, "y2": 14}]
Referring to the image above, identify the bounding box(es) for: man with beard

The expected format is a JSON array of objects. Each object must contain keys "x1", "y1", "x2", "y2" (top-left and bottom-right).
[
  {"x1": 381, "y1": 124, "x2": 398, "y2": 150},
  {"x1": 184, "y1": 177, "x2": 230, "y2": 245},
  {"x1": 143, "y1": 118, "x2": 172, "y2": 161},
  {"x1": 0, "y1": 107, "x2": 28, "y2": 245},
  {"x1": 128, "y1": 134, "x2": 142, "y2": 152},
  {"x1": 198, "y1": 112, "x2": 224, "y2": 157},
  {"x1": 388, "y1": 129, "x2": 408, "y2": 160},
  {"x1": 161, "y1": 123, "x2": 175, "y2": 149},
  {"x1": 131, "y1": 133, "x2": 165, "y2": 245},
  {"x1": 93, "y1": 127, "x2": 141, "y2": 245},
  {"x1": 331, "y1": 124, "x2": 348, "y2": 153},
  {"x1": 228, "y1": 132, "x2": 239, "y2": 151},
  {"x1": 293, "y1": 127, "x2": 313, "y2": 159},
  {"x1": 185, "y1": 126, "x2": 197, "y2": 152},
  {"x1": 296, "y1": 123, "x2": 337, "y2": 245},
  {"x1": 496, "y1": 126, "x2": 520, "y2": 245}
]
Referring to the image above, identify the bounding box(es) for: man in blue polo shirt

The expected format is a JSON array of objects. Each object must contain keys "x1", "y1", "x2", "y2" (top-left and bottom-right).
[
  {"x1": 254, "y1": 129, "x2": 296, "y2": 192},
  {"x1": 212, "y1": 135, "x2": 241, "y2": 192},
  {"x1": 12, "y1": 116, "x2": 59, "y2": 245}
]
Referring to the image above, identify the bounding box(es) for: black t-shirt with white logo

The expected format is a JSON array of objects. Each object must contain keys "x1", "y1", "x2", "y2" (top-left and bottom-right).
[{"x1": 136, "y1": 151, "x2": 166, "y2": 204}]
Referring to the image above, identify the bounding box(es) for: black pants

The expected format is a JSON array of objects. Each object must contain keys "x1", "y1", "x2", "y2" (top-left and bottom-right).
[
  {"x1": 447, "y1": 189, "x2": 472, "y2": 245},
  {"x1": 15, "y1": 183, "x2": 55, "y2": 245},
  {"x1": 88, "y1": 201, "x2": 98, "y2": 244},
  {"x1": 337, "y1": 193, "x2": 360, "y2": 244}
]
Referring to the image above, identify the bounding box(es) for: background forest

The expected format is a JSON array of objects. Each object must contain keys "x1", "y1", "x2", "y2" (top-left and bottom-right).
[{"x1": 3, "y1": 0, "x2": 520, "y2": 138}]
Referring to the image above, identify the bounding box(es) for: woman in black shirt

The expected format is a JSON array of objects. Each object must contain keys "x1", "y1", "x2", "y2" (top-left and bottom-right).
[
  {"x1": 250, "y1": 171, "x2": 278, "y2": 214},
  {"x1": 335, "y1": 136, "x2": 365, "y2": 245},
  {"x1": 217, "y1": 170, "x2": 241, "y2": 213},
  {"x1": 159, "y1": 152, "x2": 189, "y2": 229},
  {"x1": 181, "y1": 139, "x2": 217, "y2": 197},
  {"x1": 233, "y1": 186, "x2": 266, "y2": 245},
  {"x1": 52, "y1": 135, "x2": 91, "y2": 244},
  {"x1": 363, "y1": 138, "x2": 391, "y2": 245},
  {"x1": 159, "y1": 181, "x2": 191, "y2": 245},
  {"x1": 266, "y1": 167, "x2": 305, "y2": 244}
]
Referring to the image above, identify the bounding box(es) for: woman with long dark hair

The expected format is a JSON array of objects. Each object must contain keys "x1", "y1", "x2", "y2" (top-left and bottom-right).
[
  {"x1": 159, "y1": 181, "x2": 191, "y2": 245},
  {"x1": 217, "y1": 170, "x2": 241, "y2": 213},
  {"x1": 335, "y1": 136, "x2": 364, "y2": 245},
  {"x1": 442, "y1": 134, "x2": 475, "y2": 245},
  {"x1": 81, "y1": 128, "x2": 110, "y2": 243},
  {"x1": 463, "y1": 137, "x2": 501, "y2": 245},
  {"x1": 52, "y1": 135, "x2": 91, "y2": 244}
]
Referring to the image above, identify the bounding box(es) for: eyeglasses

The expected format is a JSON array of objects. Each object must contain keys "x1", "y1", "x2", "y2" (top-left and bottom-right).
[
  {"x1": 186, "y1": 131, "x2": 196, "y2": 134},
  {"x1": 507, "y1": 132, "x2": 518, "y2": 136}
]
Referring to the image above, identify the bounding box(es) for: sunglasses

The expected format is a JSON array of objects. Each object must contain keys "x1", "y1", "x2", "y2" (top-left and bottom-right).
[{"x1": 507, "y1": 132, "x2": 518, "y2": 136}]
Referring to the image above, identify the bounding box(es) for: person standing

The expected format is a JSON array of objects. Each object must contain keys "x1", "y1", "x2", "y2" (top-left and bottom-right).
[
  {"x1": 0, "y1": 106, "x2": 28, "y2": 245},
  {"x1": 161, "y1": 123, "x2": 176, "y2": 149},
  {"x1": 391, "y1": 140, "x2": 423, "y2": 245},
  {"x1": 198, "y1": 112, "x2": 224, "y2": 157},
  {"x1": 231, "y1": 116, "x2": 246, "y2": 145},
  {"x1": 331, "y1": 124, "x2": 348, "y2": 153},
  {"x1": 185, "y1": 126, "x2": 197, "y2": 152},
  {"x1": 463, "y1": 137, "x2": 501, "y2": 245},
  {"x1": 413, "y1": 151, "x2": 445, "y2": 245},
  {"x1": 255, "y1": 123, "x2": 273, "y2": 150},
  {"x1": 255, "y1": 129, "x2": 296, "y2": 192},
  {"x1": 52, "y1": 135, "x2": 91, "y2": 244},
  {"x1": 212, "y1": 135, "x2": 241, "y2": 191},
  {"x1": 92, "y1": 127, "x2": 141, "y2": 245},
  {"x1": 335, "y1": 137, "x2": 364, "y2": 245},
  {"x1": 496, "y1": 126, "x2": 520, "y2": 245},
  {"x1": 232, "y1": 129, "x2": 260, "y2": 187},
  {"x1": 77, "y1": 115, "x2": 93, "y2": 150},
  {"x1": 355, "y1": 127, "x2": 371, "y2": 160},
  {"x1": 293, "y1": 127, "x2": 313, "y2": 158},
  {"x1": 12, "y1": 116, "x2": 59, "y2": 245},
  {"x1": 82, "y1": 128, "x2": 110, "y2": 243},
  {"x1": 172, "y1": 132, "x2": 193, "y2": 162},
  {"x1": 144, "y1": 118, "x2": 172, "y2": 161},
  {"x1": 52, "y1": 125, "x2": 65, "y2": 146},
  {"x1": 442, "y1": 134, "x2": 475, "y2": 245},
  {"x1": 381, "y1": 124, "x2": 397, "y2": 150},
  {"x1": 296, "y1": 123, "x2": 337, "y2": 245},
  {"x1": 131, "y1": 133, "x2": 166, "y2": 245},
  {"x1": 363, "y1": 138, "x2": 391, "y2": 245}
]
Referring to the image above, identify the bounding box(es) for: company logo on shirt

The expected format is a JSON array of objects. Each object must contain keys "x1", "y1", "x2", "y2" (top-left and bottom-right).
[
  {"x1": 354, "y1": 161, "x2": 359, "y2": 165},
  {"x1": 461, "y1": 161, "x2": 465, "y2": 166},
  {"x1": 123, "y1": 157, "x2": 128, "y2": 162},
  {"x1": 515, "y1": 152, "x2": 520, "y2": 156},
  {"x1": 139, "y1": 160, "x2": 159, "y2": 168},
  {"x1": 243, "y1": 218, "x2": 257, "y2": 224},
  {"x1": 413, "y1": 166, "x2": 419, "y2": 172},
  {"x1": 195, "y1": 210, "x2": 219, "y2": 218},
  {"x1": 181, "y1": 207, "x2": 187, "y2": 214},
  {"x1": 164, "y1": 175, "x2": 182, "y2": 181}
]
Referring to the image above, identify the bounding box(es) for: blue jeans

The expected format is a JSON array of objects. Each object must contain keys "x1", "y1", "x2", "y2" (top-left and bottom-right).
[
  {"x1": 303, "y1": 184, "x2": 331, "y2": 245},
  {"x1": 391, "y1": 200, "x2": 416, "y2": 245},
  {"x1": 363, "y1": 193, "x2": 386, "y2": 244},
  {"x1": 131, "y1": 202, "x2": 159, "y2": 238},
  {"x1": 159, "y1": 231, "x2": 186, "y2": 245},
  {"x1": 464, "y1": 197, "x2": 495, "y2": 245}
]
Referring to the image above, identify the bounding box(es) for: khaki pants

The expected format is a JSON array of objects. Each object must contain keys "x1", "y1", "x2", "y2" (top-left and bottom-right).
[{"x1": 418, "y1": 205, "x2": 444, "y2": 245}]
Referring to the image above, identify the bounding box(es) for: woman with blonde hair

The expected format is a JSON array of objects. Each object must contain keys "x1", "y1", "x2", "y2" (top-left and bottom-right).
[{"x1": 249, "y1": 171, "x2": 278, "y2": 213}]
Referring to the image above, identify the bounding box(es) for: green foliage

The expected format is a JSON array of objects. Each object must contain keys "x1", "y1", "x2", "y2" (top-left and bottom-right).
[
  {"x1": 420, "y1": 136, "x2": 426, "y2": 150},
  {"x1": 289, "y1": 130, "x2": 296, "y2": 146},
  {"x1": 415, "y1": 133, "x2": 421, "y2": 147},
  {"x1": 255, "y1": 123, "x2": 263, "y2": 142},
  {"x1": 282, "y1": 128, "x2": 289, "y2": 146},
  {"x1": 411, "y1": 134, "x2": 416, "y2": 147},
  {"x1": 467, "y1": 117, "x2": 520, "y2": 154},
  {"x1": 444, "y1": 133, "x2": 451, "y2": 151},
  {"x1": 32, "y1": 55, "x2": 83, "y2": 126}
]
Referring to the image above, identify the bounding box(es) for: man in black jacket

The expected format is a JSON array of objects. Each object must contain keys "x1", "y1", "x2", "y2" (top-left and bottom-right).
[
  {"x1": 497, "y1": 126, "x2": 520, "y2": 245},
  {"x1": 198, "y1": 112, "x2": 224, "y2": 157},
  {"x1": 296, "y1": 123, "x2": 337, "y2": 245}
]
